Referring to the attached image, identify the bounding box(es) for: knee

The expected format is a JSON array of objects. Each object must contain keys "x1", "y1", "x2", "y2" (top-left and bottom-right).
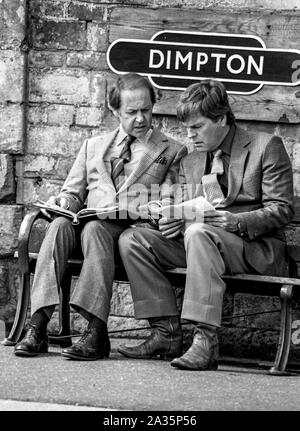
[
  {"x1": 42, "y1": 217, "x2": 74, "y2": 249},
  {"x1": 81, "y1": 220, "x2": 104, "y2": 238},
  {"x1": 118, "y1": 227, "x2": 151, "y2": 255},
  {"x1": 184, "y1": 222, "x2": 216, "y2": 246},
  {"x1": 184, "y1": 223, "x2": 223, "y2": 255},
  {"x1": 118, "y1": 228, "x2": 138, "y2": 254},
  {"x1": 184, "y1": 222, "x2": 208, "y2": 239},
  {"x1": 47, "y1": 216, "x2": 73, "y2": 234}
]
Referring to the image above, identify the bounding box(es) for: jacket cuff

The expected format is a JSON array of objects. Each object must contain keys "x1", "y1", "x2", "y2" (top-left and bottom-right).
[
  {"x1": 58, "y1": 193, "x2": 82, "y2": 213},
  {"x1": 237, "y1": 218, "x2": 248, "y2": 238}
]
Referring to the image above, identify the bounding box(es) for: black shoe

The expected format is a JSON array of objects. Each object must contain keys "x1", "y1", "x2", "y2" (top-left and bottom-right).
[
  {"x1": 118, "y1": 316, "x2": 182, "y2": 360},
  {"x1": 61, "y1": 328, "x2": 110, "y2": 361},
  {"x1": 14, "y1": 324, "x2": 48, "y2": 357}
]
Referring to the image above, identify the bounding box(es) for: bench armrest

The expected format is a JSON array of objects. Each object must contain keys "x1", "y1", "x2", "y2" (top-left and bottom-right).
[{"x1": 18, "y1": 209, "x2": 51, "y2": 274}]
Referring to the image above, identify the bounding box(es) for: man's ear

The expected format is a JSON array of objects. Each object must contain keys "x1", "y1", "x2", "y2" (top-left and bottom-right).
[
  {"x1": 221, "y1": 115, "x2": 227, "y2": 127},
  {"x1": 112, "y1": 109, "x2": 120, "y2": 119}
]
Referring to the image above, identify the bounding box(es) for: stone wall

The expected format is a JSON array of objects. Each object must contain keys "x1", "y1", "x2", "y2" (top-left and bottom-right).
[
  {"x1": 0, "y1": 0, "x2": 300, "y2": 361},
  {"x1": 0, "y1": 0, "x2": 26, "y2": 331}
]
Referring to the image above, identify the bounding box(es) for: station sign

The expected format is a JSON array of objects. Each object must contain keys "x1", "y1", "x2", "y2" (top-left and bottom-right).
[{"x1": 107, "y1": 30, "x2": 300, "y2": 95}]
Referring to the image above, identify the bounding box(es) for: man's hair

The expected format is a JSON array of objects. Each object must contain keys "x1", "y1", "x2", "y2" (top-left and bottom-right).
[
  {"x1": 177, "y1": 79, "x2": 235, "y2": 125},
  {"x1": 108, "y1": 73, "x2": 156, "y2": 110}
]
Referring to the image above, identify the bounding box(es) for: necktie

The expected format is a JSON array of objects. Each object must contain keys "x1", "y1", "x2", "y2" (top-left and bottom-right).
[
  {"x1": 111, "y1": 135, "x2": 136, "y2": 192},
  {"x1": 202, "y1": 149, "x2": 225, "y2": 207}
]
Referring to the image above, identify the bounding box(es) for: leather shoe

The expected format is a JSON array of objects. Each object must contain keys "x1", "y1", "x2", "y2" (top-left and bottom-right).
[
  {"x1": 61, "y1": 328, "x2": 110, "y2": 361},
  {"x1": 14, "y1": 324, "x2": 48, "y2": 357},
  {"x1": 118, "y1": 316, "x2": 182, "y2": 360},
  {"x1": 171, "y1": 326, "x2": 219, "y2": 370}
]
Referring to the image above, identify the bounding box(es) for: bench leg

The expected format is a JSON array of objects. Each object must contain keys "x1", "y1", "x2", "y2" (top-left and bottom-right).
[
  {"x1": 269, "y1": 284, "x2": 293, "y2": 375},
  {"x1": 4, "y1": 267, "x2": 73, "y2": 348},
  {"x1": 48, "y1": 269, "x2": 72, "y2": 348},
  {"x1": 2, "y1": 273, "x2": 30, "y2": 346}
]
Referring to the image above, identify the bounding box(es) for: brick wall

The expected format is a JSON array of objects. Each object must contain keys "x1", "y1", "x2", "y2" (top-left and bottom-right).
[{"x1": 0, "y1": 0, "x2": 300, "y2": 361}]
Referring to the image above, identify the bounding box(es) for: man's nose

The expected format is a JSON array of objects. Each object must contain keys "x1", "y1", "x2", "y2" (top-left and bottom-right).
[
  {"x1": 136, "y1": 110, "x2": 144, "y2": 122},
  {"x1": 187, "y1": 128, "x2": 196, "y2": 138}
]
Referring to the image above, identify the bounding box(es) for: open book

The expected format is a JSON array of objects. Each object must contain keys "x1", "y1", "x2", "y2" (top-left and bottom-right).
[
  {"x1": 139, "y1": 196, "x2": 216, "y2": 221},
  {"x1": 34, "y1": 201, "x2": 123, "y2": 225}
]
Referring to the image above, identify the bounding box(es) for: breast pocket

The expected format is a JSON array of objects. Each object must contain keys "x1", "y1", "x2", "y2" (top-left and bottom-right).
[{"x1": 146, "y1": 164, "x2": 168, "y2": 180}]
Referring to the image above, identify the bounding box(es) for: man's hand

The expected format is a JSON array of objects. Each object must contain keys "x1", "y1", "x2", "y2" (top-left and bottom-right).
[
  {"x1": 47, "y1": 196, "x2": 69, "y2": 209},
  {"x1": 158, "y1": 217, "x2": 184, "y2": 239},
  {"x1": 204, "y1": 210, "x2": 239, "y2": 232}
]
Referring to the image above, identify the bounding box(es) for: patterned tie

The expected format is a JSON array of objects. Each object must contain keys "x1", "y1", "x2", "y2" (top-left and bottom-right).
[
  {"x1": 111, "y1": 134, "x2": 136, "y2": 192},
  {"x1": 202, "y1": 149, "x2": 225, "y2": 207}
]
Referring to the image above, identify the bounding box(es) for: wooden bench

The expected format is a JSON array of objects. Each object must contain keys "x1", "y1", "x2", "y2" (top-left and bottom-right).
[{"x1": 3, "y1": 208, "x2": 300, "y2": 376}]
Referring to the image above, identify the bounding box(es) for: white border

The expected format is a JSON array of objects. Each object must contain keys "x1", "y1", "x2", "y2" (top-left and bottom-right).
[
  {"x1": 151, "y1": 30, "x2": 266, "y2": 49},
  {"x1": 106, "y1": 34, "x2": 300, "y2": 94},
  {"x1": 148, "y1": 76, "x2": 264, "y2": 95}
]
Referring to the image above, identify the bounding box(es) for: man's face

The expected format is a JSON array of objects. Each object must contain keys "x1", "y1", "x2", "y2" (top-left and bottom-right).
[
  {"x1": 183, "y1": 113, "x2": 228, "y2": 152},
  {"x1": 115, "y1": 87, "x2": 153, "y2": 138}
]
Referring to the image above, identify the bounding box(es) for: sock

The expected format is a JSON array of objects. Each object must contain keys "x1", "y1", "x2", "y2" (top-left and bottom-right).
[
  {"x1": 88, "y1": 315, "x2": 107, "y2": 332},
  {"x1": 30, "y1": 306, "x2": 54, "y2": 331}
]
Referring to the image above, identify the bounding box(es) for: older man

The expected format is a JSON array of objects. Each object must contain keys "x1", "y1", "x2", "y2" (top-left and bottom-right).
[
  {"x1": 14, "y1": 73, "x2": 186, "y2": 360},
  {"x1": 118, "y1": 79, "x2": 294, "y2": 370}
]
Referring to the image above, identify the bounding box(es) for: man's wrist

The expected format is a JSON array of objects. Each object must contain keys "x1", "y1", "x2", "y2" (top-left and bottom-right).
[
  {"x1": 56, "y1": 197, "x2": 70, "y2": 210},
  {"x1": 236, "y1": 218, "x2": 247, "y2": 237}
]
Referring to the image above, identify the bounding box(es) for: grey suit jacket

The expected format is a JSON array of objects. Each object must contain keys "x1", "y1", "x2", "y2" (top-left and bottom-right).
[
  {"x1": 58, "y1": 127, "x2": 187, "y2": 214},
  {"x1": 176, "y1": 125, "x2": 294, "y2": 276}
]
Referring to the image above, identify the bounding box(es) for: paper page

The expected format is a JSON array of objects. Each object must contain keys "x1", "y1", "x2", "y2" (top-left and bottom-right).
[
  {"x1": 161, "y1": 196, "x2": 216, "y2": 221},
  {"x1": 34, "y1": 201, "x2": 76, "y2": 218},
  {"x1": 77, "y1": 206, "x2": 118, "y2": 216},
  {"x1": 76, "y1": 207, "x2": 134, "y2": 223}
]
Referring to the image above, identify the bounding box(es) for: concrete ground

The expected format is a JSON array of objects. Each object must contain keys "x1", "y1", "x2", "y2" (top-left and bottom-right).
[{"x1": 0, "y1": 339, "x2": 300, "y2": 413}]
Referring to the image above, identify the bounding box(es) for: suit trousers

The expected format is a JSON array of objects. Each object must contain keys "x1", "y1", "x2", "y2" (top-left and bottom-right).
[
  {"x1": 119, "y1": 223, "x2": 252, "y2": 327},
  {"x1": 31, "y1": 216, "x2": 128, "y2": 323}
]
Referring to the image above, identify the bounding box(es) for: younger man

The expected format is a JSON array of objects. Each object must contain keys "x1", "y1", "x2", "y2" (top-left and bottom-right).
[{"x1": 118, "y1": 79, "x2": 294, "y2": 370}]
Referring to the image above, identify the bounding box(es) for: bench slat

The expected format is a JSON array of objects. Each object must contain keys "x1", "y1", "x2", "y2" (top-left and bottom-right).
[
  {"x1": 15, "y1": 251, "x2": 300, "y2": 287},
  {"x1": 167, "y1": 268, "x2": 300, "y2": 286}
]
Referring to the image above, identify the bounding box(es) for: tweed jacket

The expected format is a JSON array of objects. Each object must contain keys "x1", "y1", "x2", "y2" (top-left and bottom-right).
[
  {"x1": 176, "y1": 125, "x2": 294, "y2": 276},
  {"x1": 58, "y1": 127, "x2": 187, "y2": 214}
]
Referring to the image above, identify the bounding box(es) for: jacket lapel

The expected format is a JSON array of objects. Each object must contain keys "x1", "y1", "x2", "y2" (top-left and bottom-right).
[
  {"x1": 117, "y1": 128, "x2": 169, "y2": 194},
  {"x1": 186, "y1": 150, "x2": 207, "y2": 200},
  {"x1": 218, "y1": 126, "x2": 251, "y2": 208},
  {"x1": 95, "y1": 128, "x2": 119, "y2": 185}
]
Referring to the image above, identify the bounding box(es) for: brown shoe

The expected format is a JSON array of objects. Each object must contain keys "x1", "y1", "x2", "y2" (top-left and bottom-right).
[
  {"x1": 14, "y1": 324, "x2": 48, "y2": 357},
  {"x1": 118, "y1": 316, "x2": 182, "y2": 360},
  {"x1": 171, "y1": 326, "x2": 218, "y2": 370},
  {"x1": 61, "y1": 328, "x2": 110, "y2": 361}
]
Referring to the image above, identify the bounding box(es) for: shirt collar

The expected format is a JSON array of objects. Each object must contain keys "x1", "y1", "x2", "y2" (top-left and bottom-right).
[
  {"x1": 116, "y1": 125, "x2": 153, "y2": 146},
  {"x1": 116, "y1": 126, "x2": 128, "y2": 146},
  {"x1": 219, "y1": 124, "x2": 236, "y2": 156}
]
